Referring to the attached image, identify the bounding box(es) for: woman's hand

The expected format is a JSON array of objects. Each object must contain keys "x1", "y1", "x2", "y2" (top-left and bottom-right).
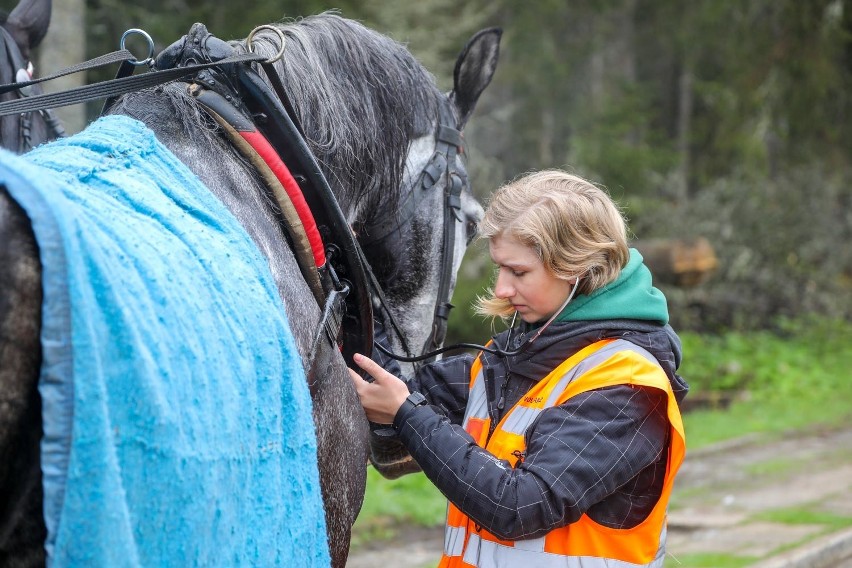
[{"x1": 348, "y1": 353, "x2": 412, "y2": 424}]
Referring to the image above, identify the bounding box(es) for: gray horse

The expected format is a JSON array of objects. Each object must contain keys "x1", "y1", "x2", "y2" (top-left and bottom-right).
[{"x1": 0, "y1": 11, "x2": 500, "y2": 568}]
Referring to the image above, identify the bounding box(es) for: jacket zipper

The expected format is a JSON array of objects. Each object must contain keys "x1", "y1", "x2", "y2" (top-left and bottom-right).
[
  {"x1": 497, "y1": 373, "x2": 510, "y2": 410},
  {"x1": 511, "y1": 449, "x2": 526, "y2": 467}
]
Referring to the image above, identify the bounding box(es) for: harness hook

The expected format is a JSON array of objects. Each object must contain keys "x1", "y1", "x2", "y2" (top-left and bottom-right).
[
  {"x1": 120, "y1": 28, "x2": 155, "y2": 67},
  {"x1": 246, "y1": 25, "x2": 287, "y2": 64}
]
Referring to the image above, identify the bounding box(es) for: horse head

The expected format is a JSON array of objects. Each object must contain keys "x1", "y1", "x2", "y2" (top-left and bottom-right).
[
  {"x1": 0, "y1": 0, "x2": 63, "y2": 152},
  {"x1": 245, "y1": 18, "x2": 501, "y2": 375},
  {"x1": 384, "y1": 29, "x2": 500, "y2": 374}
]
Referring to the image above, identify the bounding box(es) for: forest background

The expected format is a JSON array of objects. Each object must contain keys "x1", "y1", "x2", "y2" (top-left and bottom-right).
[
  {"x1": 34, "y1": 0, "x2": 852, "y2": 339},
  {"x1": 20, "y1": 0, "x2": 852, "y2": 560}
]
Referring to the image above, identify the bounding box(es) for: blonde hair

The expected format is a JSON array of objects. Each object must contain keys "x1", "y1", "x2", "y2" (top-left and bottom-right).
[{"x1": 476, "y1": 169, "x2": 630, "y2": 319}]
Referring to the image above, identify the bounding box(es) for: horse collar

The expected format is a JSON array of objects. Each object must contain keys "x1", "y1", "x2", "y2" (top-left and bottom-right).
[{"x1": 154, "y1": 23, "x2": 375, "y2": 370}]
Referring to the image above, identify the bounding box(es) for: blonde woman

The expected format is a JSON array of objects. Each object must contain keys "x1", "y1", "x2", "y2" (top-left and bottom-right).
[{"x1": 350, "y1": 169, "x2": 688, "y2": 567}]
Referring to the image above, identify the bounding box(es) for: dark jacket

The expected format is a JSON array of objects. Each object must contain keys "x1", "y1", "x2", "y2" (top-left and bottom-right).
[{"x1": 381, "y1": 250, "x2": 688, "y2": 540}]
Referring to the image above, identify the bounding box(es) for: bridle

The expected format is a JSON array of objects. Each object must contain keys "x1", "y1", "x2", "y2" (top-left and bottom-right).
[
  {"x1": 0, "y1": 26, "x2": 65, "y2": 152},
  {"x1": 359, "y1": 100, "x2": 469, "y2": 368}
]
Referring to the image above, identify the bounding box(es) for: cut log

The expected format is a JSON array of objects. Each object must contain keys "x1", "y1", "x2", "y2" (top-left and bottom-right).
[{"x1": 633, "y1": 237, "x2": 718, "y2": 287}]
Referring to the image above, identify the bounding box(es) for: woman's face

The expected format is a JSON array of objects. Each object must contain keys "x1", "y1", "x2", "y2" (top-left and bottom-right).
[{"x1": 490, "y1": 234, "x2": 575, "y2": 323}]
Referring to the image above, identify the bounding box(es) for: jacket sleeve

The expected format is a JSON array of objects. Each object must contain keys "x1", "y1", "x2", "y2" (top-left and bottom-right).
[
  {"x1": 371, "y1": 320, "x2": 472, "y2": 421},
  {"x1": 394, "y1": 383, "x2": 669, "y2": 540},
  {"x1": 405, "y1": 355, "x2": 474, "y2": 423},
  {"x1": 367, "y1": 330, "x2": 474, "y2": 479}
]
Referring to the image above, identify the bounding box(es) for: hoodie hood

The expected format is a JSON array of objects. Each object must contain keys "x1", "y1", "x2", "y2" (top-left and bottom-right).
[
  {"x1": 488, "y1": 318, "x2": 689, "y2": 407},
  {"x1": 555, "y1": 248, "x2": 669, "y2": 325}
]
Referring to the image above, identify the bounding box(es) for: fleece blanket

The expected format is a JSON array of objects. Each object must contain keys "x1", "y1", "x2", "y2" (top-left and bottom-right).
[{"x1": 0, "y1": 115, "x2": 330, "y2": 567}]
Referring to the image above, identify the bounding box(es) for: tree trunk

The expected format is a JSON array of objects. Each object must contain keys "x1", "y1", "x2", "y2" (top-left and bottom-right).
[
  {"x1": 36, "y1": 0, "x2": 86, "y2": 134},
  {"x1": 676, "y1": 66, "x2": 693, "y2": 200}
]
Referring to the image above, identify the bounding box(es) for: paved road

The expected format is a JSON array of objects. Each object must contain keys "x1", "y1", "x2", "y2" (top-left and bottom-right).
[{"x1": 346, "y1": 424, "x2": 852, "y2": 568}]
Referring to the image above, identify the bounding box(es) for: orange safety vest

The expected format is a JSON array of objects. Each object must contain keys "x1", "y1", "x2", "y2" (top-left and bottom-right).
[{"x1": 439, "y1": 338, "x2": 686, "y2": 568}]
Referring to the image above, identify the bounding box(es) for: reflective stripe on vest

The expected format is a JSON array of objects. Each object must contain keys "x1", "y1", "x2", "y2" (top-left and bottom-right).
[
  {"x1": 461, "y1": 342, "x2": 492, "y2": 443},
  {"x1": 439, "y1": 338, "x2": 686, "y2": 568}
]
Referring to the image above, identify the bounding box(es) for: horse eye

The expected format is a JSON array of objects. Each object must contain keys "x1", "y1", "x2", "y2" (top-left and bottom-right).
[{"x1": 465, "y1": 220, "x2": 478, "y2": 245}]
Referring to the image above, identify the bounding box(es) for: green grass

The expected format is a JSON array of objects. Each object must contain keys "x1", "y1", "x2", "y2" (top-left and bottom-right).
[
  {"x1": 746, "y1": 507, "x2": 852, "y2": 559},
  {"x1": 663, "y1": 552, "x2": 757, "y2": 567},
  {"x1": 744, "y1": 457, "x2": 802, "y2": 478},
  {"x1": 679, "y1": 316, "x2": 852, "y2": 449},
  {"x1": 752, "y1": 507, "x2": 852, "y2": 531},
  {"x1": 350, "y1": 470, "x2": 445, "y2": 548},
  {"x1": 351, "y1": 316, "x2": 852, "y2": 547},
  {"x1": 681, "y1": 392, "x2": 852, "y2": 449}
]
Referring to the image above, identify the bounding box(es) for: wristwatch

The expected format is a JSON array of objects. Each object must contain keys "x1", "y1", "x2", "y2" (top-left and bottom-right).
[{"x1": 394, "y1": 391, "x2": 428, "y2": 429}]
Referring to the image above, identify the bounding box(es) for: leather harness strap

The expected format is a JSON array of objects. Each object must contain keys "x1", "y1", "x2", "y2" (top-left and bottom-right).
[
  {"x1": 190, "y1": 82, "x2": 350, "y2": 394},
  {"x1": 425, "y1": 107, "x2": 466, "y2": 363},
  {"x1": 190, "y1": 84, "x2": 327, "y2": 306}
]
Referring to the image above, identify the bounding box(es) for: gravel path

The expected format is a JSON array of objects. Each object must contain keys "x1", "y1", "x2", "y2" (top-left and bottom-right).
[{"x1": 346, "y1": 424, "x2": 852, "y2": 568}]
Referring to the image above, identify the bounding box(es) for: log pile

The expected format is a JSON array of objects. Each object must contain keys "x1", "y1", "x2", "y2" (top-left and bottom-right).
[{"x1": 633, "y1": 237, "x2": 718, "y2": 288}]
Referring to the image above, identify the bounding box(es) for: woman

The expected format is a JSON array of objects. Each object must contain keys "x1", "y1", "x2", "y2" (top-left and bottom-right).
[{"x1": 349, "y1": 169, "x2": 688, "y2": 567}]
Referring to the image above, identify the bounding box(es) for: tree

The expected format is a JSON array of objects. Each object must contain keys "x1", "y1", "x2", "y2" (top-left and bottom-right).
[{"x1": 37, "y1": 0, "x2": 86, "y2": 133}]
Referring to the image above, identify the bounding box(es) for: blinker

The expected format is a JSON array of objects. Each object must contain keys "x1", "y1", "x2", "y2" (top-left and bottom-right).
[{"x1": 422, "y1": 153, "x2": 447, "y2": 189}]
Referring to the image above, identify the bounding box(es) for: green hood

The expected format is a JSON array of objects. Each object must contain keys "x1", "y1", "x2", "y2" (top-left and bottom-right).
[{"x1": 554, "y1": 248, "x2": 669, "y2": 325}]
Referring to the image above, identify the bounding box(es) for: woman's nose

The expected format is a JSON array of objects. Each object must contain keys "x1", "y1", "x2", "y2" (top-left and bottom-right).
[{"x1": 494, "y1": 271, "x2": 513, "y2": 299}]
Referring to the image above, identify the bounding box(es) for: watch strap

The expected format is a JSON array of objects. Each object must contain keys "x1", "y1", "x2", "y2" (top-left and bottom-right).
[{"x1": 393, "y1": 391, "x2": 427, "y2": 430}]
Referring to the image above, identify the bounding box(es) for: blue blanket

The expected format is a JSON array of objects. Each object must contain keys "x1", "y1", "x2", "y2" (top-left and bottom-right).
[{"x1": 0, "y1": 115, "x2": 330, "y2": 567}]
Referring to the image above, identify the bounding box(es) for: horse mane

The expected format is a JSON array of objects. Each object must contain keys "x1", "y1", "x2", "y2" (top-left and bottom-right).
[
  {"x1": 113, "y1": 13, "x2": 444, "y2": 222},
  {"x1": 240, "y1": 13, "x2": 444, "y2": 215}
]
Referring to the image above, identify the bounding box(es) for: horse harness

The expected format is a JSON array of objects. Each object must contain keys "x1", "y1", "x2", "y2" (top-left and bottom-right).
[
  {"x1": 359, "y1": 101, "x2": 468, "y2": 366},
  {"x1": 0, "y1": 26, "x2": 65, "y2": 152},
  {"x1": 0, "y1": 23, "x2": 469, "y2": 385}
]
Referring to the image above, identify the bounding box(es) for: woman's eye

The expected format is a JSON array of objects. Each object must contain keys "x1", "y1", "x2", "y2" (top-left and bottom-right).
[{"x1": 512, "y1": 270, "x2": 526, "y2": 278}]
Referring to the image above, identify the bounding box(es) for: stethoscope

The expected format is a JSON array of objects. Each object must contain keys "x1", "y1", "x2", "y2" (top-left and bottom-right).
[{"x1": 373, "y1": 277, "x2": 582, "y2": 362}]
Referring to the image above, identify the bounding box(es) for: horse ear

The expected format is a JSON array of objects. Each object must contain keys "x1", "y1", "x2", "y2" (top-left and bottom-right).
[
  {"x1": 450, "y1": 27, "x2": 501, "y2": 130},
  {"x1": 7, "y1": 0, "x2": 51, "y2": 56}
]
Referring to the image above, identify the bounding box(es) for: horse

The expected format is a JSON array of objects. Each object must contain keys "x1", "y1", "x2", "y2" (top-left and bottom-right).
[
  {"x1": 0, "y1": 0, "x2": 64, "y2": 152},
  {"x1": 0, "y1": 12, "x2": 500, "y2": 568}
]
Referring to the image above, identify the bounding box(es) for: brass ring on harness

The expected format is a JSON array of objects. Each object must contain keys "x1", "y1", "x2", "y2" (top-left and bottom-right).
[
  {"x1": 120, "y1": 28, "x2": 155, "y2": 66},
  {"x1": 246, "y1": 25, "x2": 287, "y2": 64}
]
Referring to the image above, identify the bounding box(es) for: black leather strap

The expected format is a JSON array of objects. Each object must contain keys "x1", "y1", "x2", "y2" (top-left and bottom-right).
[
  {"x1": 0, "y1": 51, "x2": 264, "y2": 117},
  {"x1": 393, "y1": 391, "x2": 428, "y2": 430},
  {"x1": 237, "y1": 65, "x2": 373, "y2": 367}
]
